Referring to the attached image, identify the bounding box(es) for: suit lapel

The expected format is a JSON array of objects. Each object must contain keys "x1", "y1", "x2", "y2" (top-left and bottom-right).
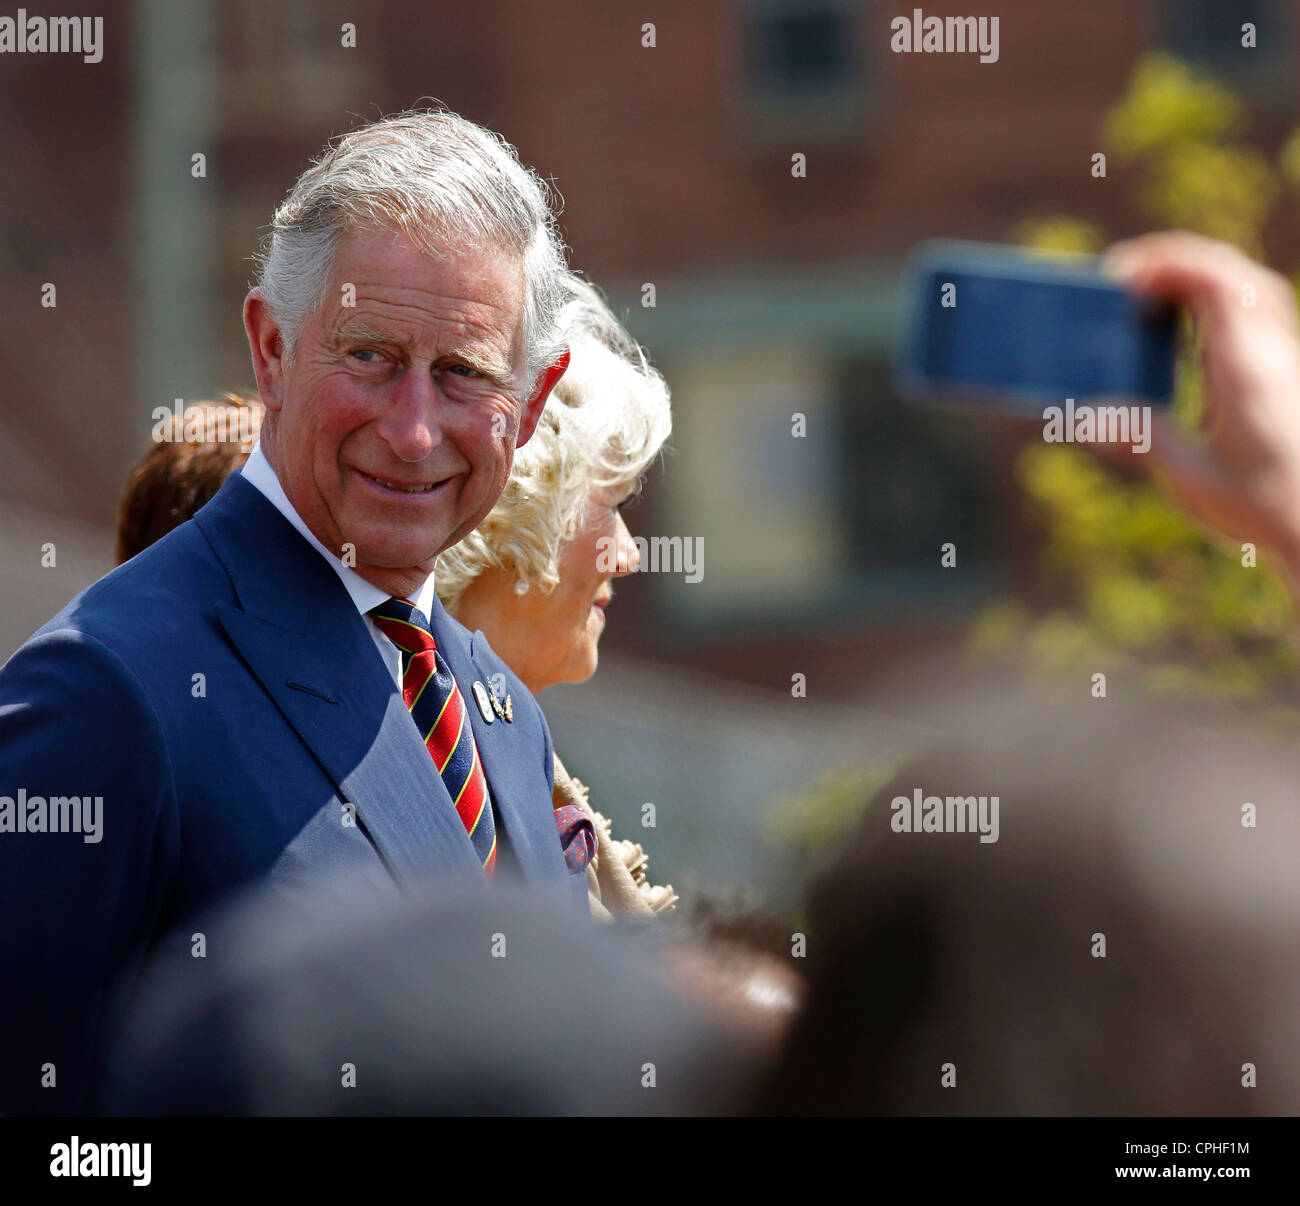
[{"x1": 197, "y1": 475, "x2": 483, "y2": 887}]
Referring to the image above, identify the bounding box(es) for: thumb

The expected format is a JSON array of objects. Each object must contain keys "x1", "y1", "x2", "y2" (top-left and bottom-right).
[
  {"x1": 1068, "y1": 395, "x2": 1163, "y2": 466},
  {"x1": 1085, "y1": 407, "x2": 1222, "y2": 512}
]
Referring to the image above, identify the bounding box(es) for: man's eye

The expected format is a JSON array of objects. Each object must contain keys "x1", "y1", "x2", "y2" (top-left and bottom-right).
[
  {"x1": 447, "y1": 363, "x2": 480, "y2": 378},
  {"x1": 351, "y1": 349, "x2": 381, "y2": 363}
]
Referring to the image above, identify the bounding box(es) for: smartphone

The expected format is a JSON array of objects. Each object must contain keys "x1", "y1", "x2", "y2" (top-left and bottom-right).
[{"x1": 893, "y1": 240, "x2": 1179, "y2": 412}]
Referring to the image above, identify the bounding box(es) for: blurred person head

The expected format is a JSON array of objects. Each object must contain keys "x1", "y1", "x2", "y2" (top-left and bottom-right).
[
  {"x1": 242, "y1": 108, "x2": 572, "y2": 600},
  {"x1": 116, "y1": 394, "x2": 263, "y2": 563},
  {"x1": 662, "y1": 895, "x2": 806, "y2": 1055},
  {"x1": 104, "y1": 874, "x2": 758, "y2": 1116},
  {"x1": 756, "y1": 686, "x2": 1300, "y2": 1115},
  {"x1": 436, "y1": 274, "x2": 671, "y2": 691}
]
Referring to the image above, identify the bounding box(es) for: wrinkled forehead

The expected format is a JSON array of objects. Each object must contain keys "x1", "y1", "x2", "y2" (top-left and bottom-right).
[
  {"x1": 321, "y1": 224, "x2": 528, "y2": 362},
  {"x1": 327, "y1": 223, "x2": 527, "y2": 310}
]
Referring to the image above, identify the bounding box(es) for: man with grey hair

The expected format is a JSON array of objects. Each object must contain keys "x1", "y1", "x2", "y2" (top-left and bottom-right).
[{"x1": 0, "y1": 108, "x2": 581, "y2": 1116}]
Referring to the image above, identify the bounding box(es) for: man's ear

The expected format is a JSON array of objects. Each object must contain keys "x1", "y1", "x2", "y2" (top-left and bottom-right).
[
  {"x1": 244, "y1": 288, "x2": 288, "y2": 412},
  {"x1": 516, "y1": 348, "x2": 570, "y2": 448}
]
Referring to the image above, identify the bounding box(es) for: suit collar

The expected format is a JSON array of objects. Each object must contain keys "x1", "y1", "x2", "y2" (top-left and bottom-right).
[
  {"x1": 195, "y1": 474, "x2": 485, "y2": 887},
  {"x1": 237, "y1": 442, "x2": 438, "y2": 625},
  {"x1": 194, "y1": 475, "x2": 566, "y2": 893}
]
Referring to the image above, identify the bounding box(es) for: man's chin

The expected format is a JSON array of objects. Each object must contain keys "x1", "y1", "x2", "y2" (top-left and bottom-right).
[{"x1": 344, "y1": 536, "x2": 442, "y2": 583}]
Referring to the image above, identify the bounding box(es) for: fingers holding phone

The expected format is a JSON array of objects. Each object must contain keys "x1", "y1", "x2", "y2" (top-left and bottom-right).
[{"x1": 1103, "y1": 231, "x2": 1300, "y2": 578}]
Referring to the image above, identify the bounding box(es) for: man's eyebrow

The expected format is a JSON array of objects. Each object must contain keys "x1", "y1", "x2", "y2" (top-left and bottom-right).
[
  {"x1": 332, "y1": 322, "x2": 411, "y2": 348},
  {"x1": 445, "y1": 347, "x2": 513, "y2": 385}
]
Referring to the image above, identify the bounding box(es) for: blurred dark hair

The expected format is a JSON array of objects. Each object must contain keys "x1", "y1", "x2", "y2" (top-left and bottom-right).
[
  {"x1": 115, "y1": 393, "x2": 262, "y2": 563},
  {"x1": 105, "y1": 876, "x2": 758, "y2": 1116},
  {"x1": 756, "y1": 687, "x2": 1300, "y2": 1115}
]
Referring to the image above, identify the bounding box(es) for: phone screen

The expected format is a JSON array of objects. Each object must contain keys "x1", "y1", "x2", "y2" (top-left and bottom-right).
[{"x1": 896, "y1": 243, "x2": 1178, "y2": 411}]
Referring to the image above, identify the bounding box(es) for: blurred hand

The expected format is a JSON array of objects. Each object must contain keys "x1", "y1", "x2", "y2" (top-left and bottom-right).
[{"x1": 1102, "y1": 231, "x2": 1300, "y2": 585}]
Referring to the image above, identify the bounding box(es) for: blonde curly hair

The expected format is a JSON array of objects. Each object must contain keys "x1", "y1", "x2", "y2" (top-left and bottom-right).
[{"x1": 436, "y1": 275, "x2": 671, "y2": 610}]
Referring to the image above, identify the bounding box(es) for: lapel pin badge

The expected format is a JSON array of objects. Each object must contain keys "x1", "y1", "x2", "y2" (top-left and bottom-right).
[
  {"x1": 471, "y1": 681, "x2": 496, "y2": 724},
  {"x1": 503, "y1": 693, "x2": 514, "y2": 723}
]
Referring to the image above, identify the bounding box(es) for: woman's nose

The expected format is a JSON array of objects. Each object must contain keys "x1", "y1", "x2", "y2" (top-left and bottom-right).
[{"x1": 614, "y1": 514, "x2": 639, "y2": 576}]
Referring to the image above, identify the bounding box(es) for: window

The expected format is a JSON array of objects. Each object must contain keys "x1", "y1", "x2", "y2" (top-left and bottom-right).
[
  {"x1": 739, "y1": 0, "x2": 867, "y2": 134},
  {"x1": 833, "y1": 354, "x2": 1002, "y2": 580},
  {"x1": 747, "y1": 0, "x2": 857, "y2": 100},
  {"x1": 1160, "y1": 0, "x2": 1289, "y2": 89}
]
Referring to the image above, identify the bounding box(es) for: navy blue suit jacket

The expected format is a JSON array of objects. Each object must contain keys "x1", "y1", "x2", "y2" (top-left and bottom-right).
[{"x1": 0, "y1": 472, "x2": 585, "y2": 1115}]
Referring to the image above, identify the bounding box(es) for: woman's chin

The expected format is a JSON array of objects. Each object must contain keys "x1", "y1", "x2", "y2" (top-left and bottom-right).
[
  {"x1": 530, "y1": 645, "x2": 600, "y2": 694},
  {"x1": 567, "y1": 641, "x2": 601, "y2": 686}
]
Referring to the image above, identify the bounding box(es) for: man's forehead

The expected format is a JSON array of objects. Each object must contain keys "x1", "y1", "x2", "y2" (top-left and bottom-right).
[
  {"x1": 330, "y1": 225, "x2": 524, "y2": 304},
  {"x1": 322, "y1": 229, "x2": 525, "y2": 356}
]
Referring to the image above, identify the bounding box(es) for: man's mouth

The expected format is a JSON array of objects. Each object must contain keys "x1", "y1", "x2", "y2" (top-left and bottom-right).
[{"x1": 356, "y1": 469, "x2": 445, "y2": 495}]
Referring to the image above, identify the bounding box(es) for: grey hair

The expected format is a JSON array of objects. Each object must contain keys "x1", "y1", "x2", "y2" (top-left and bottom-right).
[
  {"x1": 436, "y1": 274, "x2": 672, "y2": 609},
  {"x1": 254, "y1": 107, "x2": 569, "y2": 388}
]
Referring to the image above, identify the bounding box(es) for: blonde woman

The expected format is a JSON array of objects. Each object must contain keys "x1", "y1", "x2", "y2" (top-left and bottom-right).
[{"x1": 438, "y1": 275, "x2": 676, "y2": 919}]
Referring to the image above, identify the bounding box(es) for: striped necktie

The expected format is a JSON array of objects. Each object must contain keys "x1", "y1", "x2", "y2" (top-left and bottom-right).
[{"x1": 369, "y1": 597, "x2": 497, "y2": 878}]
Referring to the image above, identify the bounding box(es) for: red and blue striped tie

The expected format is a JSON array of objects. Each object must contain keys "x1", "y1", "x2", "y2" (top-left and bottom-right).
[{"x1": 370, "y1": 597, "x2": 498, "y2": 878}]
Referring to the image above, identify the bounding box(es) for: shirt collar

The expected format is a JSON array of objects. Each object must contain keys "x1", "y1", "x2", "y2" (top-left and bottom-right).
[{"x1": 239, "y1": 441, "x2": 438, "y2": 620}]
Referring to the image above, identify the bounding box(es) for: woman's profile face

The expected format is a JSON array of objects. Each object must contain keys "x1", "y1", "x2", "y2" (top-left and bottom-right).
[
  {"x1": 545, "y1": 479, "x2": 641, "y2": 686},
  {"x1": 457, "y1": 478, "x2": 642, "y2": 693}
]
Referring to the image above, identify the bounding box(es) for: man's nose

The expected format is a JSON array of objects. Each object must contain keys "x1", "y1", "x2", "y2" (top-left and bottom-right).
[{"x1": 376, "y1": 368, "x2": 444, "y2": 462}]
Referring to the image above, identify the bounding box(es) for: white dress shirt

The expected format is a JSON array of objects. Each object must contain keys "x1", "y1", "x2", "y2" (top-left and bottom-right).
[{"x1": 239, "y1": 442, "x2": 439, "y2": 689}]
